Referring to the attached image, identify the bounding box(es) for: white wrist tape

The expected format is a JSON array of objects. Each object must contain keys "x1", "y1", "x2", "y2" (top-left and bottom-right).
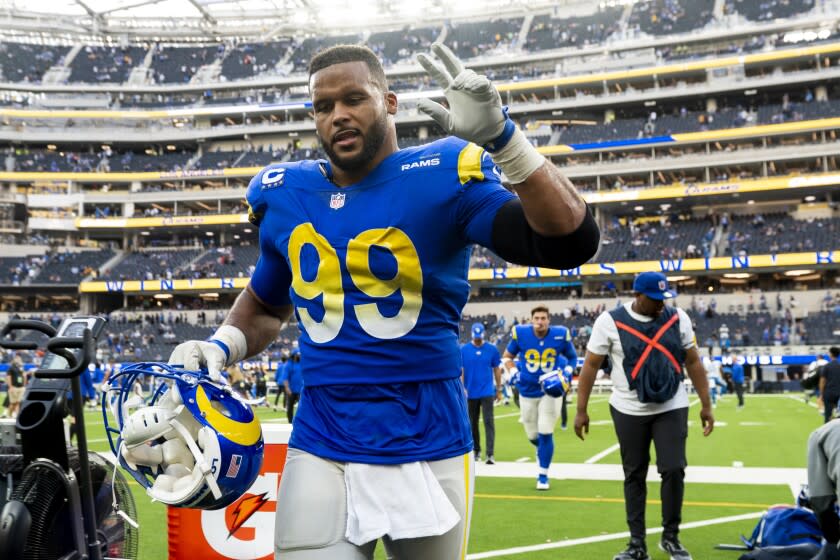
[
  {"x1": 210, "y1": 325, "x2": 248, "y2": 366},
  {"x1": 490, "y1": 127, "x2": 546, "y2": 185}
]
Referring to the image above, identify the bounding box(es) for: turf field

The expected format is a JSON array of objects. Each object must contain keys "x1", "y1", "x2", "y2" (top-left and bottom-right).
[{"x1": 79, "y1": 391, "x2": 821, "y2": 559}]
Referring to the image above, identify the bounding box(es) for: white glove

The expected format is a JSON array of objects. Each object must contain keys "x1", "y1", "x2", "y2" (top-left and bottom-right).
[
  {"x1": 415, "y1": 42, "x2": 507, "y2": 147},
  {"x1": 168, "y1": 340, "x2": 228, "y2": 383},
  {"x1": 168, "y1": 325, "x2": 247, "y2": 383},
  {"x1": 416, "y1": 43, "x2": 546, "y2": 184}
]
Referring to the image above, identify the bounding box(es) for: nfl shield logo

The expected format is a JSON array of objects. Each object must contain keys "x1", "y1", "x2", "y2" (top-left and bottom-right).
[
  {"x1": 330, "y1": 192, "x2": 346, "y2": 210},
  {"x1": 658, "y1": 280, "x2": 667, "y2": 290}
]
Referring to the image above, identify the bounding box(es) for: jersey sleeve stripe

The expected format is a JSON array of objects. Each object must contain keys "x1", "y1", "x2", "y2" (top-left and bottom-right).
[{"x1": 457, "y1": 143, "x2": 486, "y2": 185}]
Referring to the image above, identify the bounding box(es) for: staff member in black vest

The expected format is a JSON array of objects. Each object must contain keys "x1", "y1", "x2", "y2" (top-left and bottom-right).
[
  {"x1": 821, "y1": 347, "x2": 840, "y2": 423},
  {"x1": 574, "y1": 272, "x2": 714, "y2": 560}
]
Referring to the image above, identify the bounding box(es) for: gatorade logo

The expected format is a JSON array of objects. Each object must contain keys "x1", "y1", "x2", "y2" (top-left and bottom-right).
[
  {"x1": 202, "y1": 473, "x2": 279, "y2": 559},
  {"x1": 168, "y1": 437, "x2": 288, "y2": 560}
]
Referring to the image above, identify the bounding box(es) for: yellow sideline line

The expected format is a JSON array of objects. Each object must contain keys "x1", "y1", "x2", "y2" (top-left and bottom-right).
[{"x1": 474, "y1": 493, "x2": 773, "y2": 509}]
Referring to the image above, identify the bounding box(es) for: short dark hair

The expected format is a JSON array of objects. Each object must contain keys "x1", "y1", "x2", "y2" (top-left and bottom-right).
[
  {"x1": 308, "y1": 44, "x2": 388, "y2": 91},
  {"x1": 531, "y1": 305, "x2": 550, "y2": 317},
  {"x1": 831, "y1": 346, "x2": 840, "y2": 359}
]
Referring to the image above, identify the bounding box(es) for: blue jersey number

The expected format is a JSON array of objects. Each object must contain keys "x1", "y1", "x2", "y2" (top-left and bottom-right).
[{"x1": 288, "y1": 222, "x2": 424, "y2": 343}]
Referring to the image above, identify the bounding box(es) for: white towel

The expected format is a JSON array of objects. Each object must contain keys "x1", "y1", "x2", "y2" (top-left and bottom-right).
[{"x1": 344, "y1": 461, "x2": 460, "y2": 546}]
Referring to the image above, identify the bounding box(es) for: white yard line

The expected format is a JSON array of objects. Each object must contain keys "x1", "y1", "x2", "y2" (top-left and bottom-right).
[
  {"x1": 787, "y1": 394, "x2": 819, "y2": 409},
  {"x1": 475, "y1": 461, "x2": 806, "y2": 488},
  {"x1": 466, "y1": 511, "x2": 764, "y2": 559},
  {"x1": 584, "y1": 443, "x2": 621, "y2": 464}
]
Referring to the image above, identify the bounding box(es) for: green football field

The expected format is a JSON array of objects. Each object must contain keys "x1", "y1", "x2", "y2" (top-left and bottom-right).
[{"x1": 80, "y1": 391, "x2": 822, "y2": 559}]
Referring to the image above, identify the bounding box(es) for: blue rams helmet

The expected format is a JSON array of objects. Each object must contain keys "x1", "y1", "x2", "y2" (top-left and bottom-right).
[
  {"x1": 539, "y1": 370, "x2": 571, "y2": 398},
  {"x1": 102, "y1": 362, "x2": 264, "y2": 510}
]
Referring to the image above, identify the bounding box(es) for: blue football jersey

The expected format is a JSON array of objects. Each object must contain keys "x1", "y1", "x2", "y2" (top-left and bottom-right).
[
  {"x1": 506, "y1": 325, "x2": 578, "y2": 398},
  {"x1": 461, "y1": 341, "x2": 501, "y2": 399},
  {"x1": 246, "y1": 137, "x2": 515, "y2": 463}
]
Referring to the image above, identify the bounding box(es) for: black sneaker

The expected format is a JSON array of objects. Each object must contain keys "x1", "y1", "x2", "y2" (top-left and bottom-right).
[
  {"x1": 659, "y1": 535, "x2": 691, "y2": 560},
  {"x1": 485, "y1": 455, "x2": 495, "y2": 465},
  {"x1": 613, "y1": 539, "x2": 650, "y2": 560}
]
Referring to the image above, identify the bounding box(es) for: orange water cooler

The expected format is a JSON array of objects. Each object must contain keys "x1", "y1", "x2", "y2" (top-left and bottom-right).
[{"x1": 167, "y1": 424, "x2": 292, "y2": 559}]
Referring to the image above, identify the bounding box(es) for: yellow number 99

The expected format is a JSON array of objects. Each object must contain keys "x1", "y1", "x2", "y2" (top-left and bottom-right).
[
  {"x1": 288, "y1": 223, "x2": 345, "y2": 343},
  {"x1": 288, "y1": 223, "x2": 424, "y2": 343},
  {"x1": 346, "y1": 228, "x2": 423, "y2": 340}
]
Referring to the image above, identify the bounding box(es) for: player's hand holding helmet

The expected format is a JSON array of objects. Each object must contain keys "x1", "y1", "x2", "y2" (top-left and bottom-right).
[
  {"x1": 102, "y1": 362, "x2": 264, "y2": 510},
  {"x1": 563, "y1": 364, "x2": 575, "y2": 383},
  {"x1": 539, "y1": 371, "x2": 570, "y2": 398},
  {"x1": 168, "y1": 324, "x2": 248, "y2": 383},
  {"x1": 416, "y1": 43, "x2": 545, "y2": 184}
]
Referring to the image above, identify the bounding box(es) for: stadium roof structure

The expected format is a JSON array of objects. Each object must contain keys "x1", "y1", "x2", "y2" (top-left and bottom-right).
[{"x1": 1, "y1": 0, "x2": 581, "y2": 38}]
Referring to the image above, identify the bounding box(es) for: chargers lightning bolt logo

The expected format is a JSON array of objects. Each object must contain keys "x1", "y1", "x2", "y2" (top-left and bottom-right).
[{"x1": 228, "y1": 492, "x2": 270, "y2": 539}]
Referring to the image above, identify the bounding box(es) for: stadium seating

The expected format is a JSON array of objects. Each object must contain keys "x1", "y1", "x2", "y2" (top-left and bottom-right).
[
  {"x1": 33, "y1": 249, "x2": 115, "y2": 284},
  {"x1": 186, "y1": 245, "x2": 260, "y2": 278},
  {"x1": 290, "y1": 34, "x2": 365, "y2": 73},
  {"x1": 725, "y1": 0, "x2": 816, "y2": 21},
  {"x1": 525, "y1": 7, "x2": 623, "y2": 52},
  {"x1": 629, "y1": 0, "x2": 716, "y2": 36},
  {"x1": 445, "y1": 17, "x2": 524, "y2": 60},
  {"x1": 100, "y1": 249, "x2": 202, "y2": 281},
  {"x1": 0, "y1": 255, "x2": 41, "y2": 284},
  {"x1": 150, "y1": 45, "x2": 221, "y2": 84},
  {"x1": 68, "y1": 45, "x2": 147, "y2": 83},
  {"x1": 220, "y1": 40, "x2": 292, "y2": 81},
  {"x1": 367, "y1": 27, "x2": 440, "y2": 66},
  {"x1": 724, "y1": 213, "x2": 839, "y2": 255},
  {"x1": 193, "y1": 150, "x2": 241, "y2": 169},
  {"x1": 0, "y1": 42, "x2": 70, "y2": 83}
]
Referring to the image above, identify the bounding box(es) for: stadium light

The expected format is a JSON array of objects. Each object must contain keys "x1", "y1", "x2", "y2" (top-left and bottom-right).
[{"x1": 784, "y1": 269, "x2": 816, "y2": 277}]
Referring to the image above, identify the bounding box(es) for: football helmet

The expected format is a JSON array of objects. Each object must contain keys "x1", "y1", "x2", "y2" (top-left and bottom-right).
[
  {"x1": 539, "y1": 370, "x2": 571, "y2": 398},
  {"x1": 102, "y1": 362, "x2": 264, "y2": 510}
]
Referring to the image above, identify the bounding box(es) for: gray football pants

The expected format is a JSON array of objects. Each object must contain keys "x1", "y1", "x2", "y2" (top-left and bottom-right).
[
  {"x1": 274, "y1": 448, "x2": 474, "y2": 559},
  {"x1": 808, "y1": 420, "x2": 840, "y2": 542}
]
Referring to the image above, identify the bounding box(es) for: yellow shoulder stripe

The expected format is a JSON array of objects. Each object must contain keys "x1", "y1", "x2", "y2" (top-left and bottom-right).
[{"x1": 458, "y1": 143, "x2": 485, "y2": 185}]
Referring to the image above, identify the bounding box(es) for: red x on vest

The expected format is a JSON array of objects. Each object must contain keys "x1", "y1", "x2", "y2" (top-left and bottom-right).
[{"x1": 614, "y1": 313, "x2": 681, "y2": 380}]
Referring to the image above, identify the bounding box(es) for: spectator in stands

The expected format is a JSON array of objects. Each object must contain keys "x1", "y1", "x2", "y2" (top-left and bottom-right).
[{"x1": 820, "y1": 347, "x2": 840, "y2": 423}]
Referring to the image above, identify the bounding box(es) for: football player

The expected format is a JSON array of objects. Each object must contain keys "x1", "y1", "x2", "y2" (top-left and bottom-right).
[
  {"x1": 503, "y1": 305, "x2": 577, "y2": 490},
  {"x1": 169, "y1": 42, "x2": 599, "y2": 559}
]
